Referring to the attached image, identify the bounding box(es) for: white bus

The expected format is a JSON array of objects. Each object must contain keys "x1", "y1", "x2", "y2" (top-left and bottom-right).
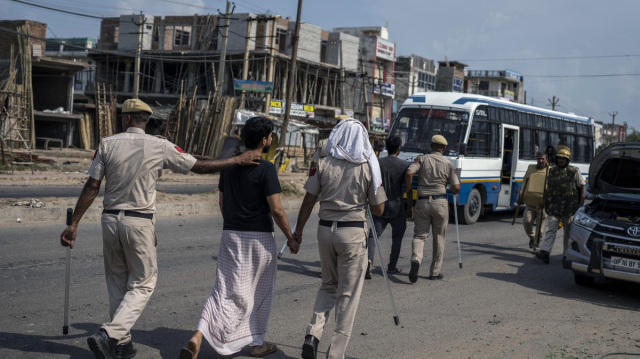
[{"x1": 388, "y1": 92, "x2": 595, "y2": 224}]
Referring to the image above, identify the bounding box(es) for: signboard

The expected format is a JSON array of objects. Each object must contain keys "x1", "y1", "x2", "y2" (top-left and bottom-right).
[
  {"x1": 505, "y1": 69, "x2": 521, "y2": 81},
  {"x1": 269, "y1": 100, "x2": 314, "y2": 118},
  {"x1": 375, "y1": 38, "x2": 395, "y2": 62},
  {"x1": 503, "y1": 89, "x2": 515, "y2": 101},
  {"x1": 373, "y1": 80, "x2": 395, "y2": 98},
  {"x1": 233, "y1": 80, "x2": 274, "y2": 93},
  {"x1": 372, "y1": 117, "x2": 385, "y2": 133}
]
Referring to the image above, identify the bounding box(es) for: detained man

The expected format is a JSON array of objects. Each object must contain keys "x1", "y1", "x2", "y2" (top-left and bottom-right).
[{"x1": 180, "y1": 117, "x2": 301, "y2": 359}]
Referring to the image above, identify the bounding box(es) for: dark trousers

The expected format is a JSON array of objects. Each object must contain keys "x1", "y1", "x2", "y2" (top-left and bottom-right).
[{"x1": 367, "y1": 206, "x2": 407, "y2": 271}]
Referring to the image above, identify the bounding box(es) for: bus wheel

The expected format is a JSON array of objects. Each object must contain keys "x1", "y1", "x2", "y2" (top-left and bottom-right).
[{"x1": 458, "y1": 188, "x2": 482, "y2": 225}]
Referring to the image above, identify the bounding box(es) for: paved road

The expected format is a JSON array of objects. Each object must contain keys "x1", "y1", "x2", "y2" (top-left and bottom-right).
[
  {"x1": 0, "y1": 184, "x2": 218, "y2": 199},
  {"x1": 1, "y1": 211, "x2": 639, "y2": 358}
]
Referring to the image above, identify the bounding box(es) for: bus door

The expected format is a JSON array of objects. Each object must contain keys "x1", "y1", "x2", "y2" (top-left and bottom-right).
[{"x1": 497, "y1": 124, "x2": 519, "y2": 208}]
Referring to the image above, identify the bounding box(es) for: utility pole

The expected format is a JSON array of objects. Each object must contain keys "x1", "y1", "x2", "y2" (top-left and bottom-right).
[
  {"x1": 239, "y1": 17, "x2": 253, "y2": 109},
  {"x1": 215, "y1": 1, "x2": 232, "y2": 105},
  {"x1": 264, "y1": 15, "x2": 280, "y2": 113},
  {"x1": 280, "y1": 0, "x2": 303, "y2": 167},
  {"x1": 609, "y1": 111, "x2": 618, "y2": 144},
  {"x1": 339, "y1": 39, "x2": 345, "y2": 114},
  {"x1": 132, "y1": 13, "x2": 146, "y2": 99},
  {"x1": 360, "y1": 57, "x2": 371, "y2": 131},
  {"x1": 548, "y1": 95, "x2": 560, "y2": 111},
  {"x1": 524, "y1": 91, "x2": 527, "y2": 105}
]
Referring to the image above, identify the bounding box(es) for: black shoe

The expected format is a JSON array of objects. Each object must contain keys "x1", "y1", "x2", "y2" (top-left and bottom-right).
[
  {"x1": 528, "y1": 239, "x2": 534, "y2": 249},
  {"x1": 87, "y1": 329, "x2": 117, "y2": 359},
  {"x1": 114, "y1": 341, "x2": 136, "y2": 359},
  {"x1": 409, "y1": 261, "x2": 420, "y2": 283},
  {"x1": 428, "y1": 273, "x2": 444, "y2": 280},
  {"x1": 365, "y1": 260, "x2": 372, "y2": 280},
  {"x1": 301, "y1": 335, "x2": 319, "y2": 359},
  {"x1": 535, "y1": 250, "x2": 550, "y2": 264},
  {"x1": 387, "y1": 267, "x2": 402, "y2": 274}
]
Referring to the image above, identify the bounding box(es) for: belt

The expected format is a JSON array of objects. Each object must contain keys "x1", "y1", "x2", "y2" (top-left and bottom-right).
[
  {"x1": 418, "y1": 195, "x2": 447, "y2": 200},
  {"x1": 319, "y1": 220, "x2": 365, "y2": 228},
  {"x1": 103, "y1": 210, "x2": 153, "y2": 220}
]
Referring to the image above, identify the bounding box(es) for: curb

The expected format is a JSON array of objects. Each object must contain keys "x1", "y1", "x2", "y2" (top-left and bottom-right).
[{"x1": 1, "y1": 197, "x2": 304, "y2": 227}]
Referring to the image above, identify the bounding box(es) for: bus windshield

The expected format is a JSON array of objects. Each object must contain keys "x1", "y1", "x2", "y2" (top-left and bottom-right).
[{"x1": 390, "y1": 107, "x2": 468, "y2": 156}]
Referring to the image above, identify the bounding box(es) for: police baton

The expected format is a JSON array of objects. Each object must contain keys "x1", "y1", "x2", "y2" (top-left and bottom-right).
[
  {"x1": 452, "y1": 195, "x2": 463, "y2": 269},
  {"x1": 278, "y1": 224, "x2": 296, "y2": 259},
  {"x1": 367, "y1": 208, "x2": 400, "y2": 326},
  {"x1": 63, "y1": 208, "x2": 72, "y2": 335}
]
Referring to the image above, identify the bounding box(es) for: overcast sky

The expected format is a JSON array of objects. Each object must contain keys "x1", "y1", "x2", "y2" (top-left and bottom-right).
[{"x1": 2, "y1": 0, "x2": 638, "y2": 129}]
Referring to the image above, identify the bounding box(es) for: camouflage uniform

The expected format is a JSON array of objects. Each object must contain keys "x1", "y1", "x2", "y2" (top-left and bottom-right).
[{"x1": 540, "y1": 165, "x2": 585, "y2": 255}]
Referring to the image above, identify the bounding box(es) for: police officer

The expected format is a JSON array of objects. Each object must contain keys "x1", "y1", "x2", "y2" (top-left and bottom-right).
[
  {"x1": 294, "y1": 119, "x2": 387, "y2": 359},
  {"x1": 59, "y1": 99, "x2": 260, "y2": 359},
  {"x1": 308, "y1": 138, "x2": 328, "y2": 176},
  {"x1": 517, "y1": 152, "x2": 549, "y2": 251},
  {"x1": 405, "y1": 135, "x2": 460, "y2": 283},
  {"x1": 535, "y1": 147, "x2": 585, "y2": 264}
]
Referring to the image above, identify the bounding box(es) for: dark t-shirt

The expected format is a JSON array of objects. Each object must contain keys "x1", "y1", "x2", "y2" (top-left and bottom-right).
[
  {"x1": 219, "y1": 159, "x2": 282, "y2": 232},
  {"x1": 378, "y1": 155, "x2": 410, "y2": 218}
]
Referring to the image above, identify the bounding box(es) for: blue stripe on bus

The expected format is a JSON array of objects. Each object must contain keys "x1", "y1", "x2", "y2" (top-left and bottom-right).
[
  {"x1": 452, "y1": 97, "x2": 591, "y2": 123},
  {"x1": 410, "y1": 95, "x2": 425, "y2": 103}
]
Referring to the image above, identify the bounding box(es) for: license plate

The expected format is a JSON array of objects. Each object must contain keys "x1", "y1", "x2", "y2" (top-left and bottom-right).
[
  {"x1": 403, "y1": 189, "x2": 418, "y2": 200},
  {"x1": 611, "y1": 256, "x2": 640, "y2": 270}
]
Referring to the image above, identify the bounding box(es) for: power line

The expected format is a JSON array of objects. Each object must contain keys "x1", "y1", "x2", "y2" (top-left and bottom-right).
[
  {"x1": 8, "y1": 0, "x2": 105, "y2": 19},
  {"x1": 458, "y1": 54, "x2": 640, "y2": 62},
  {"x1": 524, "y1": 73, "x2": 640, "y2": 78}
]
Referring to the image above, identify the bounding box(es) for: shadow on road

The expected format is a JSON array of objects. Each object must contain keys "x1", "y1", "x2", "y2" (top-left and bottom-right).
[
  {"x1": 0, "y1": 322, "x2": 301, "y2": 359},
  {"x1": 277, "y1": 257, "x2": 321, "y2": 279},
  {"x1": 466, "y1": 241, "x2": 640, "y2": 312}
]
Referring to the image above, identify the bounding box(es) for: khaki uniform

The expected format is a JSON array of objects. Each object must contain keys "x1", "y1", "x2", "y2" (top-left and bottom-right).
[
  {"x1": 304, "y1": 156, "x2": 386, "y2": 359},
  {"x1": 408, "y1": 152, "x2": 459, "y2": 276},
  {"x1": 310, "y1": 138, "x2": 329, "y2": 163},
  {"x1": 520, "y1": 164, "x2": 549, "y2": 246},
  {"x1": 88, "y1": 127, "x2": 197, "y2": 343}
]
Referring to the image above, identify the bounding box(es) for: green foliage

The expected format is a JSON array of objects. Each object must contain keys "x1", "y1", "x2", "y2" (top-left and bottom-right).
[{"x1": 626, "y1": 127, "x2": 640, "y2": 142}]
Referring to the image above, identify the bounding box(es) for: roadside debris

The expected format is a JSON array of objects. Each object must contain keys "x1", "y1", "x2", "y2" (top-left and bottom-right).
[{"x1": 13, "y1": 199, "x2": 45, "y2": 208}]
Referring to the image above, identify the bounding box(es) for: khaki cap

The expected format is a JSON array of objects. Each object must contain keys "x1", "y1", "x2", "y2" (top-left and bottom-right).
[
  {"x1": 431, "y1": 134, "x2": 448, "y2": 145},
  {"x1": 122, "y1": 99, "x2": 153, "y2": 114}
]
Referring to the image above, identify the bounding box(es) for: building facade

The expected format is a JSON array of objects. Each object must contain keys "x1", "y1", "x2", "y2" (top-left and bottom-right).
[
  {"x1": 45, "y1": 37, "x2": 97, "y2": 99},
  {"x1": 333, "y1": 26, "x2": 396, "y2": 135},
  {"x1": 435, "y1": 60, "x2": 466, "y2": 93},
  {"x1": 394, "y1": 54, "x2": 436, "y2": 105},
  {"x1": 465, "y1": 69, "x2": 524, "y2": 103}
]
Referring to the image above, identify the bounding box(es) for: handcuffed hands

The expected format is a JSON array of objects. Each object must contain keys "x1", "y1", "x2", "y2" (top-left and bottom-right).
[{"x1": 286, "y1": 231, "x2": 303, "y2": 254}]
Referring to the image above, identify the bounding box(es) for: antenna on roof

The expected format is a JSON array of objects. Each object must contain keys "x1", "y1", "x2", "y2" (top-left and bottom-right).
[{"x1": 445, "y1": 56, "x2": 450, "y2": 67}]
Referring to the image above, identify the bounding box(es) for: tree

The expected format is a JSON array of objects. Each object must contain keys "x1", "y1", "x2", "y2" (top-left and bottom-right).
[{"x1": 627, "y1": 127, "x2": 640, "y2": 142}]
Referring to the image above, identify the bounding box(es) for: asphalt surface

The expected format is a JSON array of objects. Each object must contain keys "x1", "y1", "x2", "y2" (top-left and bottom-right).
[
  {"x1": 1, "y1": 211, "x2": 639, "y2": 358},
  {"x1": 0, "y1": 184, "x2": 218, "y2": 199}
]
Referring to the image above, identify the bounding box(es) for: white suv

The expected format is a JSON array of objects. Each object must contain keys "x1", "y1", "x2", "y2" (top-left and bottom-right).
[{"x1": 563, "y1": 142, "x2": 640, "y2": 285}]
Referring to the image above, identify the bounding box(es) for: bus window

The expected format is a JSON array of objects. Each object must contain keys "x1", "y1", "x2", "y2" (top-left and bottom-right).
[
  {"x1": 549, "y1": 132, "x2": 561, "y2": 149},
  {"x1": 389, "y1": 108, "x2": 468, "y2": 156},
  {"x1": 575, "y1": 136, "x2": 587, "y2": 163},
  {"x1": 468, "y1": 121, "x2": 500, "y2": 157},
  {"x1": 520, "y1": 128, "x2": 535, "y2": 159},
  {"x1": 535, "y1": 130, "x2": 548, "y2": 156}
]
